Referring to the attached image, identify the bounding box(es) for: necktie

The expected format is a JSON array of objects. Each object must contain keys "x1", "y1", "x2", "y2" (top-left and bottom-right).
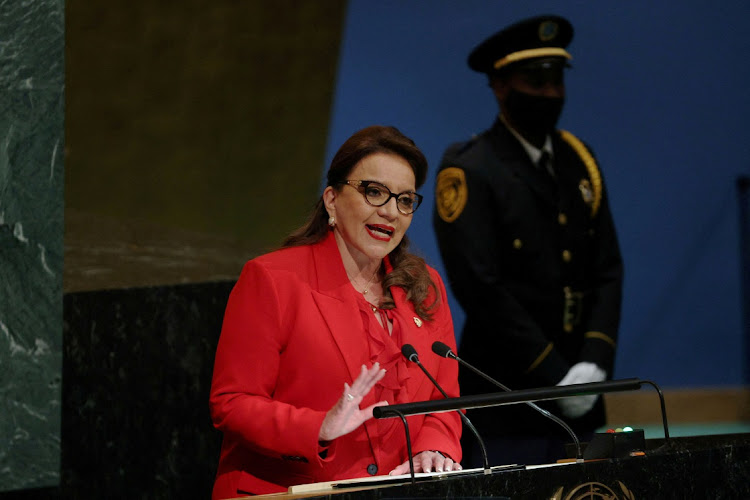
[{"x1": 538, "y1": 151, "x2": 555, "y2": 177}]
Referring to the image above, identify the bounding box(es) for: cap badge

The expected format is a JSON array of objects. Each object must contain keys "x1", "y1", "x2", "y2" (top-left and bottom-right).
[
  {"x1": 579, "y1": 179, "x2": 594, "y2": 207},
  {"x1": 436, "y1": 167, "x2": 468, "y2": 223},
  {"x1": 538, "y1": 21, "x2": 559, "y2": 42}
]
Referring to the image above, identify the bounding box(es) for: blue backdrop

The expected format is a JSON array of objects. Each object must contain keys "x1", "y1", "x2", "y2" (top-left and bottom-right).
[{"x1": 323, "y1": 0, "x2": 750, "y2": 388}]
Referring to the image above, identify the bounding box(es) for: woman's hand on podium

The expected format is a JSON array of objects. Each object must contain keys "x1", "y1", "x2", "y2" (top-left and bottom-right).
[
  {"x1": 388, "y1": 450, "x2": 462, "y2": 476},
  {"x1": 318, "y1": 363, "x2": 387, "y2": 442}
]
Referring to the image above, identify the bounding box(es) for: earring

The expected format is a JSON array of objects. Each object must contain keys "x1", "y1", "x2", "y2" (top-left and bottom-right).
[{"x1": 328, "y1": 216, "x2": 335, "y2": 227}]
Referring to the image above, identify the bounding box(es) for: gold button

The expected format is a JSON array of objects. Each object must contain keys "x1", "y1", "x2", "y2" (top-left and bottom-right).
[
  {"x1": 513, "y1": 238, "x2": 523, "y2": 249},
  {"x1": 558, "y1": 213, "x2": 567, "y2": 225},
  {"x1": 564, "y1": 323, "x2": 574, "y2": 333},
  {"x1": 562, "y1": 250, "x2": 572, "y2": 262}
]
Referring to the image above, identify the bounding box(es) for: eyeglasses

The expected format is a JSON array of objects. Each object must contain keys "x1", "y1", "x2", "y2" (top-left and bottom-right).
[{"x1": 337, "y1": 180, "x2": 423, "y2": 215}]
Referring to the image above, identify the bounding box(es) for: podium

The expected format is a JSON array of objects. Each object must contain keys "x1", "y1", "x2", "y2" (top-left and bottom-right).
[{"x1": 247, "y1": 433, "x2": 750, "y2": 499}]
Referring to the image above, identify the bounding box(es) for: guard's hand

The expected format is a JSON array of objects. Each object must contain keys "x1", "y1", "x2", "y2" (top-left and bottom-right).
[
  {"x1": 558, "y1": 362, "x2": 606, "y2": 385},
  {"x1": 318, "y1": 363, "x2": 387, "y2": 442},
  {"x1": 556, "y1": 362, "x2": 606, "y2": 418},
  {"x1": 389, "y1": 450, "x2": 462, "y2": 476},
  {"x1": 557, "y1": 394, "x2": 598, "y2": 418}
]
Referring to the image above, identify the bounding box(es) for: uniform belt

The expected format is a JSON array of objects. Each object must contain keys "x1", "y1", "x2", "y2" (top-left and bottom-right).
[{"x1": 563, "y1": 286, "x2": 586, "y2": 332}]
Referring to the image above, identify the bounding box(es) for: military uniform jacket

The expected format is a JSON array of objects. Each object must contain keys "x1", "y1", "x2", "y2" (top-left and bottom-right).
[{"x1": 433, "y1": 118, "x2": 623, "y2": 434}]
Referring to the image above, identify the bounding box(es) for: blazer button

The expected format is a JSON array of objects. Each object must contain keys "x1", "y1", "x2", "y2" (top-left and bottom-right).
[{"x1": 367, "y1": 463, "x2": 378, "y2": 475}]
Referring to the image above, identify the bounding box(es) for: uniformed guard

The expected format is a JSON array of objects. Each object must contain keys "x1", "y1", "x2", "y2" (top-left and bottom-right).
[{"x1": 433, "y1": 15, "x2": 624, "y2": 467}]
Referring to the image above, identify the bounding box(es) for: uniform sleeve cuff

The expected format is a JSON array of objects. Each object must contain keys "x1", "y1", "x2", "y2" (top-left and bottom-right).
[
  {"x1": 525, "y1": 342, "x2": 569, "y2": 386},
  {"x1": 579, "y1": 332, "x2": 616, "y2": 371}
]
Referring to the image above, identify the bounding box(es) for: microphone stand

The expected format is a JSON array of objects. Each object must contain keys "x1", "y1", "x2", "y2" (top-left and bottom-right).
[
  {"x1": 430, "y1": 342, "x2": 672, "y2": 459},
  {"x1": 374, "y1": 377, "x2": 675, "y2": 458},
  {"x1": 391, "y1": 408, "x2": 416, "y2": 484},
  {"x1": 640, "y1": 379, "x2": 671, "y2": 450},
  {"x1": 409, "y1": 355, "x2": 491, "y2": 474},
  {"x1": 450, "y1": 350, "x2": 584, "y2": 462}
]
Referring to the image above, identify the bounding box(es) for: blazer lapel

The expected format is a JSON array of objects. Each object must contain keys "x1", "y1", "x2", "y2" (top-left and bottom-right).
[{"x1": 310, "y1": 233, "x2": 370, "y2": 386}]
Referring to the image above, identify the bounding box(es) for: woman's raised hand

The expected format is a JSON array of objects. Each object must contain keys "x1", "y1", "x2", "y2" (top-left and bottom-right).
[{"x1": 318, "y1": 363, "x2": 388, "y2": 442}]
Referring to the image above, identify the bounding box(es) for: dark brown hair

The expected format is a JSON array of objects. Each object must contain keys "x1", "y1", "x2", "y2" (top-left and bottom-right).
[{"x1": 282, "y1": 125, "x2": 438, "y2": 320}]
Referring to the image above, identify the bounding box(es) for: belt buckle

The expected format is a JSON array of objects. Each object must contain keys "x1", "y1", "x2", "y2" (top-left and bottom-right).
[{"x1": 563, "y1": 287, "x2": 584, "y2": 332}]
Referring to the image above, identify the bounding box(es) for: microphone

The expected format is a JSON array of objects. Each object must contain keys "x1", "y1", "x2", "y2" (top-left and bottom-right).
[
  {"x1": 401, "y1": 344, "x2": 491, "y2": 474},
  {"x1": 431, "y1": 341, "x2": 584, "y2": 462}
]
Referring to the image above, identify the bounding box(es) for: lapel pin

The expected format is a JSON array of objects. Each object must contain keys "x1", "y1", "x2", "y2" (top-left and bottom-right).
[{"x1": 413, "y1": 317, "x2": 423, "y2": 327}]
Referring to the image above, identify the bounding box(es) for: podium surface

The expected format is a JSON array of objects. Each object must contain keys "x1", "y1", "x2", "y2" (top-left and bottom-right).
[{"x1": 242, "y1": 433, "x2": 750, "y2": 499}]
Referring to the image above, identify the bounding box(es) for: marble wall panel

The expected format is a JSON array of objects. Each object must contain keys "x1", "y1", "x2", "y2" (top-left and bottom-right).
[{"x1": 0, "y1": 0, "x2": 64, "y2": 492}]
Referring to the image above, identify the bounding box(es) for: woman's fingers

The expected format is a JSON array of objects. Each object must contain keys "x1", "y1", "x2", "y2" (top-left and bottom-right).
[
  {"x1": 319, "y1": 364, "x2": 388, "y2": 442},
  {"x1": 388, "y1": 462, "x2": 409, "y2": 476},
  {"x1": 388, "y1": 451, "x2": 461, "y2": 475},
  {"x1": 432, "y1": 454, "x2": 460, "y2": 472},
  {"x1": 347, "y1": 365, "x2": 369, "y2": 397},
  {"x1": 418, "y1": 451, "x2": 439, "y2": 472},
  {"x1": 351, "y1": 363, "x2": 384, "y2": 393},
  {"x1": 361, "y1": 400, "x2": 389, "y2": 418},
  {"x1": 347, "y1": 363, "x2": 386, "y2": 402},
  {"x1": 341, "y1": 382, "x2": 357, "y2": 404}
]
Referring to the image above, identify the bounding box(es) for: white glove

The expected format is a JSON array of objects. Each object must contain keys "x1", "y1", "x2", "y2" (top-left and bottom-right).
[{"x1": 556, "y1": 362, "x2": 607, "y2": 419}]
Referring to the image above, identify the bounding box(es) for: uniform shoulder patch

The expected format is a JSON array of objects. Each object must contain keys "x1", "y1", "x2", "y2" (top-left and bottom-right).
[{"x1": 436, "y1": 167, "x2": 468, "y2": 223}]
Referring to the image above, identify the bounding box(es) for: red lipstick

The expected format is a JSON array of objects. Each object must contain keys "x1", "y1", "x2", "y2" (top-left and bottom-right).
[{"x1": 366, "y1": 224, "x2": 394, "y2": 242}]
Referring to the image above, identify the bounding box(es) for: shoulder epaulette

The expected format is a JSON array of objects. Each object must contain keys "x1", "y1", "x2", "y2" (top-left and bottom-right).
[
  {"x1": 452, "y1": 134, "x2": 480, "y2": 157},
  {"x1": 559, "y1": 130, "x2": 601, "y2": 217}
]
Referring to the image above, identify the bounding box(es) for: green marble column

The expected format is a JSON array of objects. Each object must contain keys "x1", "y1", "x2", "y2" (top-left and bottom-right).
[{"x1": 0, "y1": 0, "x2": 64, "y2": 491}]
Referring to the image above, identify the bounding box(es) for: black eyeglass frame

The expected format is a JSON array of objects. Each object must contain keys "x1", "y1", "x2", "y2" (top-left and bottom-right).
[{"x1": 336, "y1": 180, "x2": 423, "y2": 215}]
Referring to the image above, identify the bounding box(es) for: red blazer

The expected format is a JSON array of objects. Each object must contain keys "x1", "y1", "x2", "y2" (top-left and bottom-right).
[{"x1": 209, "y1": 231, "x2": 462, "y2": 499}]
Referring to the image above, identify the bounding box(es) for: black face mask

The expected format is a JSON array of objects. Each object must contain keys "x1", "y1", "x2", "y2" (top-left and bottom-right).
[{"x1": 504, "y1": 89, "x2": 564, "y2": 139}]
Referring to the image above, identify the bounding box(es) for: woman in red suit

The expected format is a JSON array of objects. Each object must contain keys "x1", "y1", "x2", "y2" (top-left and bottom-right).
[{"x1": 209, "y1": 126, "x2": 463, "y2": 498}]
